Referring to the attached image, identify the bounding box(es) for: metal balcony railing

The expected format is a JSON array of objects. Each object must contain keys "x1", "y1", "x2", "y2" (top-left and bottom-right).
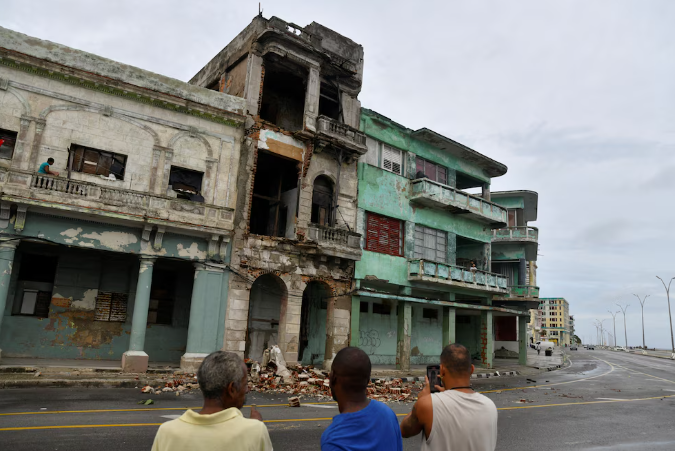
[
  {"x1": 492, "y1": 226, "x2": 538, "y2": 242},
  {"x1": 508, "y1": 285, "x2": 540, "y2": 298},
  {"x1": 410, "y1": 178, "x2": 507, "y2": 226},
  {"x1": 408, "y1": 259, "x2": 508, "y2": 293}
]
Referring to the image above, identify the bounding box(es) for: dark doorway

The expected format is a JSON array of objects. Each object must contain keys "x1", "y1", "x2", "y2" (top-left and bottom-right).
[
  {"x1": 246, "y1": 274, "x2": 287, "y2": 362},
  {"x1": 299, "y1": 281, "x2": 331, "y2": 365},
  {"x1": 318, "y1": 83, "x2": 341, "y2": 121},
  {"x1": 311, "y1": 175, "x2": 334, "y2": 226}
]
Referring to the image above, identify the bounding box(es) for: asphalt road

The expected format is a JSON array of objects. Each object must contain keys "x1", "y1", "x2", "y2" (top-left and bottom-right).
[{"x1": 1, "y1": 349, "x2": 675, "y2": 450}]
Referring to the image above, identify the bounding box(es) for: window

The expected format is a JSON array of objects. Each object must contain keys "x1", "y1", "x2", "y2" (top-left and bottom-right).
[
  {"x1": 94, "y1": 292, "x2": 129, "y2": 322},
  {"x1": 70, "y1": 144, "x2": 126, "y2": 180},
  {"x1": 415, "y1": 157, "x2": 447, "y2": 184},
  {"x1": 372, "y1": 302, "x2": 391, "y2": 315},
  {"x1": 414, "y1": 225, "x2": 447, "y2": 263},
  {"x1": 0, "y1": 128, "x2": 18, "y2": 160},
  {"x1": 16, "y1": 253, "x2": 58, "y2": 318},
  {"x1": 366, "y1": 212, "x2": 403, "y2": 256},
  {"x1": 457, "y1": 316, "x2": 471, "y2": 324},
  {"x1": 382, "y1": 145, "x2": 403, "y2": 175},
  {"x1": 148, "y1": 270, "x2": 175, "y2": 325},
  {"x1": 360, "y1": 301, "x2": 369, "y2": 313},
  {"x1": 422, "y1": 308, "x2": 438, "y2": 320},
  {"x1": 169, "y1": 166, "x2": 204, "y2": 202}
]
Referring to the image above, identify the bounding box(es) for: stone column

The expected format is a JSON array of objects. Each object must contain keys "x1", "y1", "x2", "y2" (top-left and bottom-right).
[
  {"x1": 278, "y1": 291, "x2": 302, "y2": 366},
  {"x1": 0, "y1": 240, "x2": 18, "y2": 361},
  {"x1": 304, "y1": 66, "x2": 320, "y2": 132},
  {"x1": 482, "y1": 183, "x2": 490, "y2": 201},
  {"x1": 181, "y1": 264, "x2": 225, "y2": 372},
  {"x1": 396, "y1": 301, "x2": 412, "y2": 371},
  {"x1": 244, "y1": 52, "x2": 264, "y2": 116},
  {"x1": 350, "y1": 295, "x2": 360, "y2": 347},
  {"x1": 443, "y1": 307, "x2": 456, "y2": 346},
  {"x1": 480, "y1": 310, "x2": 493, "y2": 369},
  {"x1": 122, "y1": 256, "x2": 155, "y2": 373},
  {"x1": 324, "y1": 296, "x2": 351, "y2": 371},
  {"x1": 518, "y1": 315, "x2": 528, "y2": 365},
  {"x1": 518, "y1": 258, "x2": 527, "y2": 285}
]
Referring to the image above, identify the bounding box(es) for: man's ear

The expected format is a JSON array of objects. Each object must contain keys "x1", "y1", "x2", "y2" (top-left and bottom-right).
[
  {"x1": 439, "y1": 364, "x2": 447, "y2": 378},
  {"x1": 470, "y1": 364, "x2": 475, "y2": 375},
  {"x1": 226, "y1": 381, "x2": 237, "y2": 398}
]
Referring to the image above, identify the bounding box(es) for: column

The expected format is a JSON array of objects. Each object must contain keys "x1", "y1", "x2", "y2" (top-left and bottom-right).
[
  {"x1": 0, "y1": 240, "x2": 18, "y2": 361},
  {"x1": 481, "y1": 183, "x2": 490, "y2": 201},
  {"x1": 350, "y1": 295, "x2": 360, "y2": 347},
  {"x1": 181, "y1": 264, "x2": 225, "y2": 372},
  {"x1": 278, "y1": 291, "x2": 302, "y2": 366},
  {"x1": 396, "y1": 301, "x2": 412, "y2": 371},
  {"x1": 323, "y1": 295, "x2": 351, "y2": 371},
  {"x1": 480, "y1": 310, "x2": 493, "y2": 369},
  {"x1": 304, "y1": 66, "x2": 320, "y2": 132},
  {"x1": 518, "y1": 315, "x2": 528, "y2": 365},
  {"x1": 518, "y1": 258, "x2": 527, "y2": 285},
  {"x1": 122, "y1": 256, "x2": 155, "y2": 373},
  {"x1": 443, "y1": 307, "x2": 456, "y2": 347}
]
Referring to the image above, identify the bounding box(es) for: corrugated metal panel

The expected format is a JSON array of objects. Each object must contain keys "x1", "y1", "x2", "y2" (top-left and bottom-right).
[{"x1": 366, "y1": 212, "x2": 402, "y2": 256}]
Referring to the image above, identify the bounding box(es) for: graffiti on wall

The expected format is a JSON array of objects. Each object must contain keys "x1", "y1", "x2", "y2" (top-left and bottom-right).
[{"x1": 360, "y1": 329, "x2": 381, "y2": 354}]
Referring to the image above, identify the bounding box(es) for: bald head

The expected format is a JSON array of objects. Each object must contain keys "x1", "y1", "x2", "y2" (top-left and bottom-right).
[
  {"x1": 440, "y1": 343, "x2": 472, "y2": 377},
  {"x1": 331, "y1": 347, "x2": 371, "y2": 393}
]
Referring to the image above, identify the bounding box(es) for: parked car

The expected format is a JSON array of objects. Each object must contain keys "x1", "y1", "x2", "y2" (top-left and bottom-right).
[
  {"x1": 570, "y1": 345, "x2": 578, "y2": 350},
  {"x1": 587, "y1": 345, "x2": 595, "y2": 350},
  {"x1": 615, "y1": 346, "x2": 626, "y2": 351}
]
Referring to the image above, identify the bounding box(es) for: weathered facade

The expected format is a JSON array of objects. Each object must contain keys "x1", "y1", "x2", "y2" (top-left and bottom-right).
[
  {"x1": 0, "y1": 26, "x2": 246, "y2": 372},
  {"x1": 189, "y1": 16, "x2": 365, "y2": 369},
  {"x1": 351, "y1": 109, "x2": 531, "y2": 370}
]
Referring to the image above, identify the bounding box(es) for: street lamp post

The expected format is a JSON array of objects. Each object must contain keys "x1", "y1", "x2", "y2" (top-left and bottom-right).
[
  {"x1": 595, "y1": 319, "x2": 609, "y2": 347},
  {"x1": 655, "y1": 276, "x2": 675, "y2": 359},
  {"x1": 633, "y1": 294, "x2": 650, "y2": 352},
  {"x1": 609, "y1": 310, "x2": 619, "y2": 348},
  {"x1": 616, "y1": 304, "x2": 629, "y2": 349}
]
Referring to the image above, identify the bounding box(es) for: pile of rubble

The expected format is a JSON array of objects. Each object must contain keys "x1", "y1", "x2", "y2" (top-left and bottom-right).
[
  {"x1": 246, "y1": 345, "x2": 419, "y2": 403},
  {"x1": 140, "y1": 375, "x2": 200, "y2": 396}
]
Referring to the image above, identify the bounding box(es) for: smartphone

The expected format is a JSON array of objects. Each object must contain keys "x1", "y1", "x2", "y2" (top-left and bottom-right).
[{"x1": 426, "y1": 364, "x2": 442, "y2": 393}]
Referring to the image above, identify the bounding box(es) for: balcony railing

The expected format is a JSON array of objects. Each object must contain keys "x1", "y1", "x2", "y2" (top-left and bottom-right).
[
  {"x1": 508, "y1": 285, "x2": 540, "y2": 298},
  {"x1": 307, "y1": 223, "x2": 362, "y2": 258},
  {"x1": 410, "y1": 178, "x2": 507, "y2": 227},
  {"x1": 492, "y1": 226, "x2": 538, "y2": 242},
  {"x1": 316, "y1": 116, "x2": 367, "y2": 155},
  {"x1": 408, "y1": 259, "x2": 508, "y2": 294},
  {"x1": 3, "y1": 169, "x2": 234, "y2": 230}
]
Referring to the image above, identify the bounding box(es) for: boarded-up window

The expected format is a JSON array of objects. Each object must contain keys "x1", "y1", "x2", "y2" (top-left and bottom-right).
[
  {"x1": 0, "y1": 128, "x2": 18, "y2": 160},
  {"x1": 94, "y1": 292, "x2": 129, "y2": 322},
  {"x1": 366, "y1": 212, "x2": 403, "y2": 257},
  {"x1": 382, "y1": 145, "x2": 403, "y2": 175},
  {"x1": 415, "y1": 157, "x2": 447, "y2": 184},
  {"x1": 70, "y1": 144, "x2": 127, "y2": 180},
  {"x1": 414, "y1": 225, "x2": 447, "y2": 263}
]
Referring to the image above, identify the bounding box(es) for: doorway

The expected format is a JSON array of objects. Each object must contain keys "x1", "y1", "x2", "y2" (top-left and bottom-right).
[{"x1": 299, "y1": 281, "x2": 331, "y2": 365}]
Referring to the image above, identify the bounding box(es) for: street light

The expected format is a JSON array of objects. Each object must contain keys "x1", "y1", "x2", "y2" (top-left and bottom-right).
[
  {"x1": 616, "y1": 304, "x2": 629, "y2": 348},
  {"x1": 609, "y1": 310, "x2": 619, "y2": 348},
  {"x1": 595, "y1": 319, "x2": 609, "y2": 347},
  {"x1": 633, "y1": 294, "x2": 650, "y2": 351},
  {"x1": 656, "y1": 276, "x2": 675, "y2": 360}
]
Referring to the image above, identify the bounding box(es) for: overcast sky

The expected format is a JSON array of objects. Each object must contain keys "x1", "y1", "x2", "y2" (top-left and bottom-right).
[{"x1": 3, "y1": 1, "x2": 674, "y2": 348}]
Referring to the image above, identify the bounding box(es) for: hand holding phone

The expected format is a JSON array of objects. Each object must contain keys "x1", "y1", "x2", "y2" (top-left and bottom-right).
[{"x1": 426, "y1": 364, "x2": 443, "y2": 393}]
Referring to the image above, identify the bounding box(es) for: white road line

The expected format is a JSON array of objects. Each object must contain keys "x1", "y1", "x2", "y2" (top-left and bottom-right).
[
  {"x1": 663, "y1": 389, "x2": 675, "y2": 392},
  {"x1": 161, "y1": 415, "x2": 182, "y2": 420},
  {"x1": 303, "y1": 405, "x2": 337, "y2": 409},
  {"x1": 595, "y1": 398, "x2": 630, "y2": 401}
]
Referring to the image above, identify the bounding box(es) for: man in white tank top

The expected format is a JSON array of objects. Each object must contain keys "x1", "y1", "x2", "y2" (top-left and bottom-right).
[{"x1": 400, "y1": 343, "x2": 498, "y2": 450}]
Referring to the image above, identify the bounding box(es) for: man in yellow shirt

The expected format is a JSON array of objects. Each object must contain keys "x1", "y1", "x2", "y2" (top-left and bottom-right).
[{"x1": 152, "y1": 351, "x2": 273, "y2": 451}]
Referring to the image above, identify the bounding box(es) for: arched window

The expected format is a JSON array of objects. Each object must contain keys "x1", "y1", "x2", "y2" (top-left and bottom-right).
[{"x1": 311, "y1": 175, "x2": 334, "y2": 226}]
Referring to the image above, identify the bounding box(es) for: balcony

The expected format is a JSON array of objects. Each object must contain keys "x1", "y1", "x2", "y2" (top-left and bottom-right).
[
  {"x1": 306, "y1": 223, "x2": 362, "y2": 260},
  {"x1": 408, "y1": 259, "x2": 508, "y2": 294},
  {"x1": 0, "y1": 169, "x2": 234, "y2": 232},
  {"x1": 509, "y1": 285, "x2": 540, "y2": 298},
  {"x1": 410, "y1": 178, "x2": 507, "y2": 227},
  {"x1": 492, "y1": 226, "x2": 538, "y2": 242},
  {"x1": 316, "y1": 116, "x2": 368, "y2": 156},
  {"x1": 492, "y1": 285, "x2": 541, "y2": 309}
]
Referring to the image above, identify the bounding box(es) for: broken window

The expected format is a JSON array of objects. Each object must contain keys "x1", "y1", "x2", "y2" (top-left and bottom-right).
[
  {"x1": 15, "y1": 253, "x2": 58, "y2": 317},
  {"x1": 415, "y1": 157, "x2": 447, "y2": 184},
  {"x1": 360, "y1": 301, "x2": 369, "y2": 313},
  {"x1": 259, "y1": 57, "x2": 307, "y2": 131},
  {"x1": 169, "y1": 166, "x2": 204, "y2": 203},
  {"x1": 365, "y1": 212, "x2": 402, "y2": 257},
  {"x1": 414, "y1": 225, "x2": 447, "y2": 263},
  {"x1": 0, "y1": 128, "x2": 18, "y2": 160},
  {"x1": 148, "y1": 269, "x2": 175, "y2": 325},
  {"x1": 372, "y1": 302, "x2": 391, "y2": 315},
  {"x1": 318, "y1": 83, "x2": 340, "y2": 121},
  {"x1": 70, "y1": 144, "x2": 126, "y2": 180},
  {"x1": 422, "y1": 308, "x2": 438, "y2": 320},
  {"x1": 311, "y1": 175, "x2": 334, "y2": 226},
  {"x1": 94, "y1": 292, "x2": 129, "y2": 322},
  {"x1": 249, "y1": 151, "x2": 299, "y2": 238}
]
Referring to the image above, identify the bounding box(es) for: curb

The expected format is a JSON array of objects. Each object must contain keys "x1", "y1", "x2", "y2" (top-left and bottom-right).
[
  {"x1": 0, "y1": 377, "x2": 171, "y2": 389},
  {"x1": 369, "y1": 370, "x2": 520, "y2": 383}
]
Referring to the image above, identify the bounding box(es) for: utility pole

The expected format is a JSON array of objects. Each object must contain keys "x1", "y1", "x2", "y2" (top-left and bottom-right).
[
  {"x1": 609, "y1": 310, "x2": 619, "y2": 348},
  {"x1": 656, "y1": 276, "x2": 675, "y2": 359},
  {"x1": 616, "y1": 304, "x2": 629, "y2": 348},
  {"x1": 633, "y1": 294, "x2": 650, "y2": 351},
  {"x1": 596, "y1": 319, "x2": 609, "y2": 347}
]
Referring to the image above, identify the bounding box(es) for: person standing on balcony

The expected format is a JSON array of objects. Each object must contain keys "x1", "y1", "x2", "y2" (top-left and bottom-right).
[
  {"x1": 470, "y1": 261, "x2": 478, "y2": 272},
  {"x1": 38, "y1": 158, "x2": 59, "y2": 177}
]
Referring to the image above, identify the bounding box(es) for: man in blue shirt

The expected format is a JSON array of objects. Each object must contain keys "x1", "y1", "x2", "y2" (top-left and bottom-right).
[
  {"x1": 321, "y1": 347, "x2": 403, "y2": 451},
  {"x1": 38, "y1": 158, "x2": 59, "y2": 176}
]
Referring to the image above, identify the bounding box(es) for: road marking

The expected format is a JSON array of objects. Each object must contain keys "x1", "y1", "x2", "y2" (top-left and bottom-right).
[
  {"x1": 3, "y1": 394, "x2": 674, "y2": 432},
  {"x1": 0, "y1": 401, "x2": 338, "y2": 417},
  {"x1": 596, "y1": 398, "x2": 630, "y2": 401},
  {"x1": 160, "y1": 415, "x2": 181, "y2": 420},
  {"x1": 303, "y1": 405, "x2": 337, "y2": 409},
  {"x1": 593, "y1": 358, "x2": 675, "y2": 385}
]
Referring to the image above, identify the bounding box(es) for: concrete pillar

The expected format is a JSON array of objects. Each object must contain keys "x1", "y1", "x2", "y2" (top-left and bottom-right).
[
  {"x1": 278, "y1": 292, "x2": 302, "y2": 366},
  {"x1": 0, "y1": 240, "x2": 18, "y2": 361},
  {"x1": 480, "y1": 310, "x2": 493, "y2": 369},
  {"x1": 482, "y1": 183, "x2": 490, "y2": 201},
  {"x1": 518, "y1": 315, "x2": 528, "y2": 365},
  {"x1": 443, "y1": 307, "x2": 456, "y2": 346},
  {"x1": 181, "y1": 264, "x2": 225, "y2": 372},
  {"x1": 304, "y1": 65, "x2": 320, "y2": 132},
  {"x1": 244, "y1": 52, "x2": 264, "y2": 116},
  {"x1": 529, "y1": 261, "x2": 536, "y2": 286},
  {"x1": 396, "y1": 301, "x2": 412, "y2": 371},
  {"x1": 518, "y1": 258, "x2": 527, "y2": 285},
  {"x1": 122, "y1": 256, "x2": 155, "y2": 373},
  {"x1": 350, "y1": 295, "x2": 360, "y2": 347},
  {"x1": 323, "y1": 296, "x2": 351, "y2": 371}
]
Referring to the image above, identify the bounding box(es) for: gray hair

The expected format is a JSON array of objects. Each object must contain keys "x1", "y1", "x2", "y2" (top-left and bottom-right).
[{"x1": 197, "y1": 351, "x2": 246, "y2": 399}]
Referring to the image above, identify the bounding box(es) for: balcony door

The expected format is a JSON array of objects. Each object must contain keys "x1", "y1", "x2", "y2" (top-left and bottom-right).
[{"x1": 413, "y1": 225, "x2": 447, "y2": 263}]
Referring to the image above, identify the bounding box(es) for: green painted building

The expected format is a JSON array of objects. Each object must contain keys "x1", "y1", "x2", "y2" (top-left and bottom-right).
[{"x1": 351, "y1": 109, "x2": 531, "y2": 369}]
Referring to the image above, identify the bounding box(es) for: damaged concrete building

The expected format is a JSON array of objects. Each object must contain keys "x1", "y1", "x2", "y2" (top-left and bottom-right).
[
  {"x1": 351, "y1": 109, "x2": 533, "y2": 370},
  {"x1": 0, "y1": 26, "x2": 246, "y2": 371},
  {"x1": 189, "y1": 16, "x2": 364, "y2": 369}
]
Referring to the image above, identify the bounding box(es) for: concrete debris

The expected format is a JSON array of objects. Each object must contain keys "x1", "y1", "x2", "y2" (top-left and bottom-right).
[
  {"x1": 138, "y1": 375, "x2": 200, "y2": 395},
  {"x1": 34, "y1": 371, "x2": 41, "y2": 378},
  {"x1": 288, "y1": 396, "x2": 301, "y2": 407}
]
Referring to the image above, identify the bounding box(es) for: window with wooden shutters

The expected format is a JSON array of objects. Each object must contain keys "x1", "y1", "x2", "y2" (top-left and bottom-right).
[
  {"x1": 382, "y1": 145, "x2": 403, "y2": 175},
  {"x1": 366, "y1": 212, "x2": 403, "y2": 256},
  {"x1": 414, "y1": 225, "x2": 447, "y2": 263},
  {"x1": 415, "y1": 156, "x2": 447, "y2": 184},
  {"x1": 70, "y1": 144, "x2": 127, "y2": 180}
]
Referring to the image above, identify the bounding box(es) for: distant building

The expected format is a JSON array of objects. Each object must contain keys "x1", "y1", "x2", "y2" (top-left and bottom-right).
[{"x1": 539, "y1": 298, "x2": 571, "y2": 346}]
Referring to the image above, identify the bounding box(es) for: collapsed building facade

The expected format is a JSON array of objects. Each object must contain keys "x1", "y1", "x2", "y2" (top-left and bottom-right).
[
  {"x1": 189, "y1": 16, "x2": 365, "y2": 369},
  {"x1": 0, "y1": 26, "x2": 246, "y2": 371}
]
